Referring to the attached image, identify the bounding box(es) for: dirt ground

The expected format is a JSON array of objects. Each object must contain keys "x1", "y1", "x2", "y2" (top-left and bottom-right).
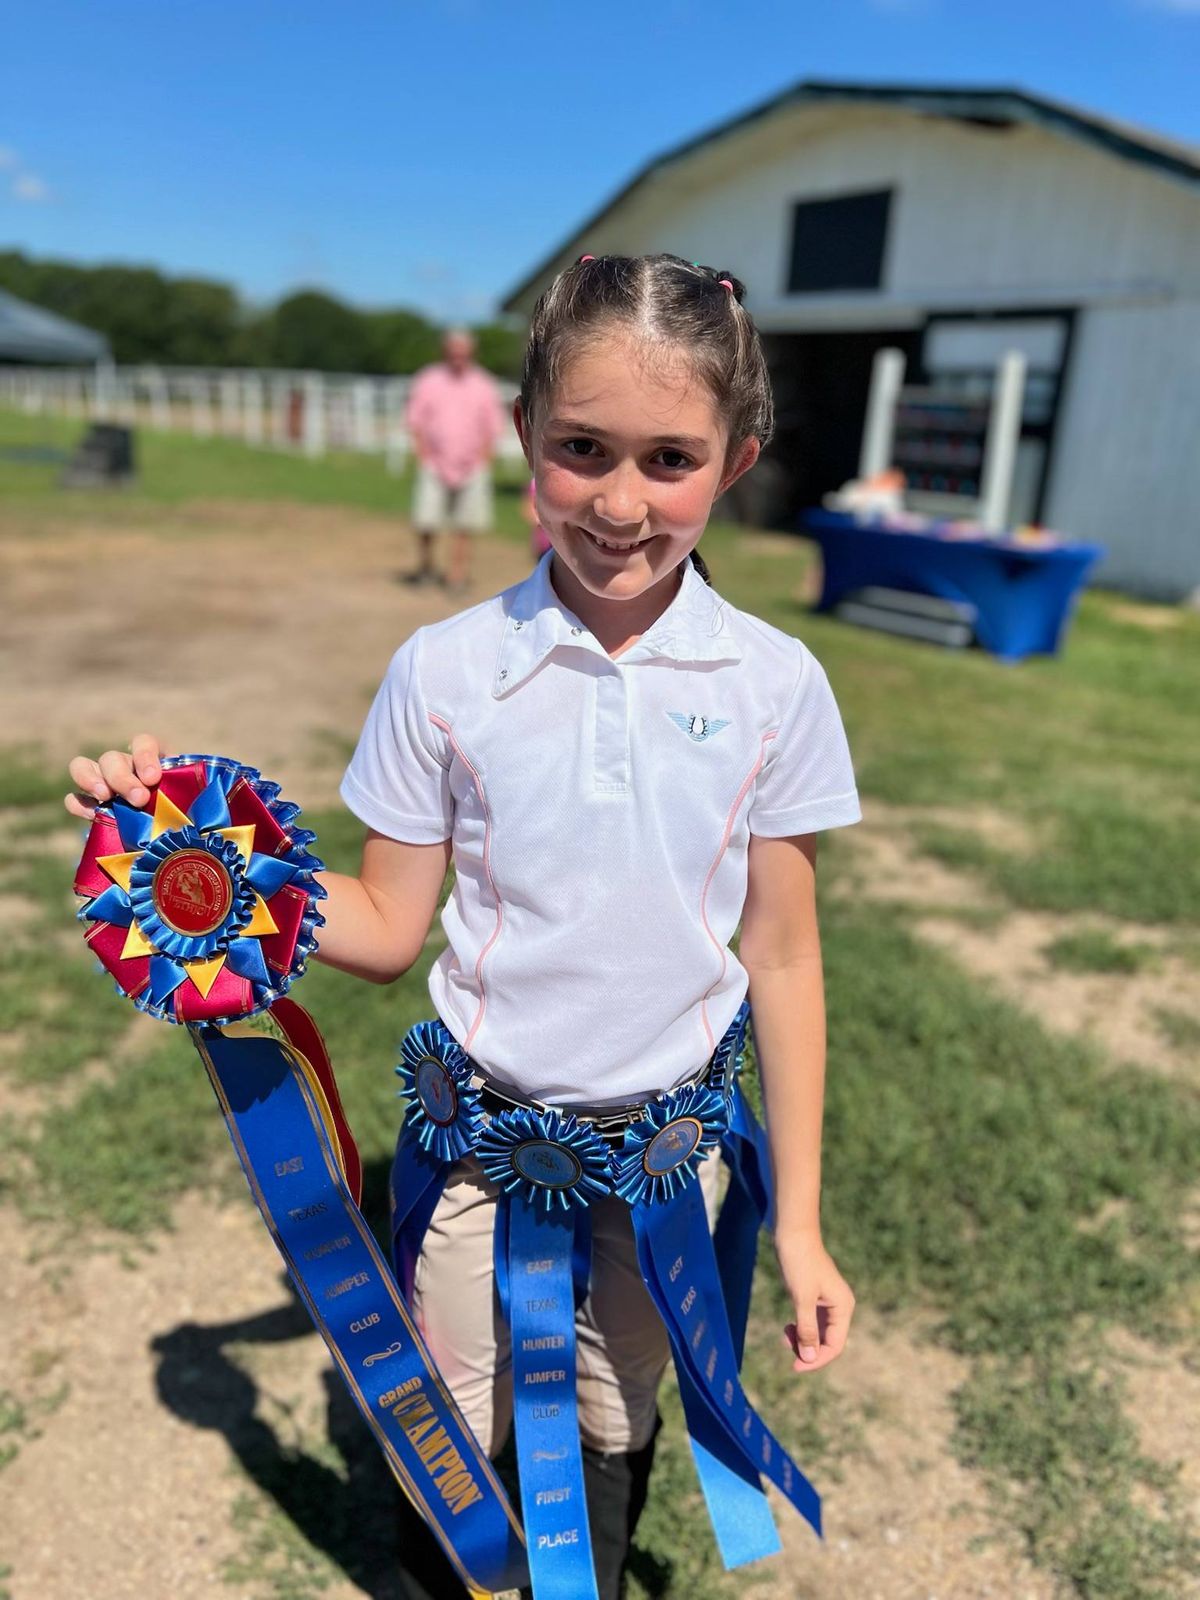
[{"x1": 0, "y1": 502, "x2": 1189, "y2": 1599}]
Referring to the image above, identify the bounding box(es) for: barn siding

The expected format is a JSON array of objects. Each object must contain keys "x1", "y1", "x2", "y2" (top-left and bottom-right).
[{"x1": 1046, "y1": 301, "x2": 1200, "y2": 599}]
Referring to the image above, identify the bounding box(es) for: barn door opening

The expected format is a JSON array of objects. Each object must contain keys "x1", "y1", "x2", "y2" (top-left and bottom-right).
[{"x1": 749, "y1": 328, "x2": 922, "y2": 527}]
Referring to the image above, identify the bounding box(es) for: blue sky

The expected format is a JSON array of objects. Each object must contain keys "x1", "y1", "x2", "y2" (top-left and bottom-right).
[{"x1": 2, "y1": 0, "x2": 1198, "y2": 321}]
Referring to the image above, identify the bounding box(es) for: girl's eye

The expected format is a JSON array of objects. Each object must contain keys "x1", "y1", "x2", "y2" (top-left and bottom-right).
[
  {"x1": 562, "y1": 438, "x2": 600, "y2": 458},
  {"x1": 656, "y1": 449, "x2": 692, "y2": 470}
]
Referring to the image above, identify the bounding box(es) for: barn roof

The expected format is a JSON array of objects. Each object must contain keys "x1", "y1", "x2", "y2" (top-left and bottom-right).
[
  {"x1": 0, "y1": 288, "x2": 109, "y2": 363},
  {"x1": 500, "y1": 81, "x2": 1200, "y2": 312}
]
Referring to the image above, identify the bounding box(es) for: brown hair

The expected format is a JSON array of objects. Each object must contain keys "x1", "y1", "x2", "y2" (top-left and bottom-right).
[
  {"x1": 519, "y1": 254, "x2": 773, "y2": 583},
  {"x1": 521, "y1": 253, "x2": 773, "y2": 453}
]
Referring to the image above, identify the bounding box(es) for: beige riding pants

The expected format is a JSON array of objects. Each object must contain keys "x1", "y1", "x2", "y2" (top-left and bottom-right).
[{"x1": 411, "y1": 1150, "x2": 724, "y2": 1456}]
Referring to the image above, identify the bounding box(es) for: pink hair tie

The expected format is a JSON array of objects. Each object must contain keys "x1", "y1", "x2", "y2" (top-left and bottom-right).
[
  {"x1": 579, "y1": 254, "x2": 595, "y2": 263},
  {"x1": 718, "y1": 278, "x2": 734, "y2": 293}
]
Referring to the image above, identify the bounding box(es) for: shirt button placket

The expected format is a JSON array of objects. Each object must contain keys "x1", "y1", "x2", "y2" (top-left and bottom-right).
[{"x1": 594, "y1": 667, "x2": 629, "y2": 791}]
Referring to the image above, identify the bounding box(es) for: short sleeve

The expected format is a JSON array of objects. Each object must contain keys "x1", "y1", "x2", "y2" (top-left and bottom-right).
[
  {"x1": 339, "y1": 630, "x2": 453, "y2": 843},
  {"x1": 748, "y1": 644, "x2": 861, "y2": 837}
]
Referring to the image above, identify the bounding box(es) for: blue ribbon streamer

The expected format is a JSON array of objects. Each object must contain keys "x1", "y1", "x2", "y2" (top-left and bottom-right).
[
  {"x1": 389, "y1": 1130, "x2": 452, "y2": 1304},
  {"x1": 632, "y1": 1179, "x2": 823, "y2": 1547},
  {"x1": 195, "y1": 1027, "x2": 527, "y2": 1596},
  {"x1": 503, "y1": 1194, "x2": 600, "y2": 1600},
  {"x1": 715, "y1": 1085, "x2": 774, "y2": 1366}
]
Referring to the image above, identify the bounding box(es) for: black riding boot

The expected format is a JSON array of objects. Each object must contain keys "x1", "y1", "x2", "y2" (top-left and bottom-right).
[
  {"x1": 394, "y1": 1420, "x2": 660, "y2": 1600},
  {"x1": 393, "y1": 1482, "x2": 474, "y2": 1600},
  {"x1": 581, "y1": 1418, "x2": 661, "y2": 1600}
]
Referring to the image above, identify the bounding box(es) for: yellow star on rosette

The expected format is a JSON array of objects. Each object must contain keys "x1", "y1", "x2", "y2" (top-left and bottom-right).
[
  {"x1": 96, "y1": 849, "x2": 140, "y2": 893},
  {"x1": 120, "y1": 919, "x2": 156, "y2": 960},
  {"x1": 241, "y1": 894, "x2": 279, "y2": 938},
  {"x1": 184, "y1": 955, "x2": 228, "y2": 999},
  {"x1": 213, "y1": 824, "x2": 257, "y2": 866},
  {"x1": 149, "y1": 788, "x2": 192, "y2": 838}
]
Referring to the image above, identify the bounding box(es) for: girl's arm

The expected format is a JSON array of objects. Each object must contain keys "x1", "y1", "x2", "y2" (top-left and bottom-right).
[
  {"x1": 739, "y1": 830, "x2": 855, "y2": 1373},
  {"x1": 66, "y1": 736, "x2": 449, "y2": 985}
]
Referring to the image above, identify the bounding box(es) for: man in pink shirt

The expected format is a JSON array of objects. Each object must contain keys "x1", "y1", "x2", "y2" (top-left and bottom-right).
[{"x1": 405, "y1": 328, "x2": 505, "y2": 593}]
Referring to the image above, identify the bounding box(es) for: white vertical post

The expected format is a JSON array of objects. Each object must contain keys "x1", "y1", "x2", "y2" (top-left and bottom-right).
[
  {"x1": 242, "y1": 372, "x2": 264, "y2": 445},
  {"x1": 146, "y1": 366, "x2": 170, "y2": 430},
  {"x1": 386, "y1": 378, "x2": 409, "y2": 474},
  {"x1": 303, "y1": 372, "x2": 325, "y2": 457},
  {"x1": 352, "y1": 379, "x2": 375, "y2": 452},
  {"x1": 219, "y1": 373, "x2": 240, "y2": 436},
  {"x1": 272, "y1": 377, "x2": 290, "y2": 446},
  {"x1": 93, "y1": 359, "x2": 116, "y2": 419},
  {"x1": 189, "y1": 375, "x2": 214, "y2": 437},
  {"x1": 859, "y1": 347, "x2": 907, "y2": 479},
  {"x1": 978, "y1": 351, "x2": 1027, "y2": 533}
]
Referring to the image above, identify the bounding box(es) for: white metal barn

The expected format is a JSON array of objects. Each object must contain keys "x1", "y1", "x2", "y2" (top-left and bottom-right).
[{"x1": 502, "y1": 83, "x2": 1200, "y2": 602}]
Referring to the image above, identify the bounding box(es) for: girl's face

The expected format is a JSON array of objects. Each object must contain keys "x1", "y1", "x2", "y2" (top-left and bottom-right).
[{"x1": 516, "y1": 330, "x2": 759, "y2": 612}]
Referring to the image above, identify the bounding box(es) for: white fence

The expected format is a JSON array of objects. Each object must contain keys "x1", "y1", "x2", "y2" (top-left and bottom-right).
[{"x1": 0, "y1": 363, "x2": 524, "y2": 469}]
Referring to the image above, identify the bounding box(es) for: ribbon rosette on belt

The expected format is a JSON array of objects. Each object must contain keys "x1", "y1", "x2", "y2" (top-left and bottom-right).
[
  {"x1": 394, "y1": 1019, "x2": 483, "y2": 1164},
  {"x1": 477, "y1": 1105, "x2": 614, "y2": 1209},
  {"x1": 612, "y1": 1081, "x2": 727, "y2": 1205},
  {"x1": 72, "y1": 754, "x2": 527, "y2": 1600}
]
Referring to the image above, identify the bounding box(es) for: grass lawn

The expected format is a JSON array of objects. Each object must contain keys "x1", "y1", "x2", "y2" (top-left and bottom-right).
[{"x1": 1, "y1": 410, "x2": 1198, "y2": 1599}]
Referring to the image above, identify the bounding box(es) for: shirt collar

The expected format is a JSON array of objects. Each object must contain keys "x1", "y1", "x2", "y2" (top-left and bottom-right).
[{"x1": 493, "y1": 552, "x2": 741, "y2": 697}]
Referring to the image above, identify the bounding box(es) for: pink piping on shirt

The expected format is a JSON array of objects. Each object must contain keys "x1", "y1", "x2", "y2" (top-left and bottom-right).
[
  {"x1": 697, "y1": 730, "x2": 777, "y2": 1050},
  {"x1": 428, "y1": 713, "x2": 501, "y2": 1051}
]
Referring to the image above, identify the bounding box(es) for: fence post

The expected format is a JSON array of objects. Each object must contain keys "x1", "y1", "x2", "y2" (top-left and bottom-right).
[
  {"x1": 302, "y1": 372, "x2": 325, "y2": 457},
  {"x1": 219, "y1": 373, "x2": 240, "y2": 436},
  {"x1": 242, "y1": 372, "x2": 264, "y2": 445},
  {"x1": 188, "y1": 375, "x2": 214, "y2": 437},
  {"x1": 145, "y1": 366, "x2": 170, "y2": 430},
  {"x1": 386, "y1": 378, "x2": 408, "y2": 474}
]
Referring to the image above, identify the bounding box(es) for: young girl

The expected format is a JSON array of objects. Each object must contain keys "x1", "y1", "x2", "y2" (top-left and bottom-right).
[{"x1": 66, "y1": 254, "x2": 859, "y2": 1600}]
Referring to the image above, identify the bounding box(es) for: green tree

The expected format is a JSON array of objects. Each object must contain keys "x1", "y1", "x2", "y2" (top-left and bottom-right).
[
  {"x1": 471, "y1": 320, "x2": 526, "y2": 379},
  {"x1": 258, "y1": 290, "x2": 369, "y2": 372},
  {"x1": 361, "y1": 308, "x2": 440, "y2": 375}
]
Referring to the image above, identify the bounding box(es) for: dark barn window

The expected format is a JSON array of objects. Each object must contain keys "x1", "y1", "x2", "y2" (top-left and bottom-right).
[{"x1": 786, "y1": 189, "x2": 892, "y2": 293}]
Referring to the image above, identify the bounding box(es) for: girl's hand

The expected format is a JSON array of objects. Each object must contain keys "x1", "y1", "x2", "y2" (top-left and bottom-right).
[
  {"x1": 65, "y1": 734, "x2": 164, "y2": 820},
  {"x1": 773, "y1": 1227, "x2": 856, "y2": 1374}
]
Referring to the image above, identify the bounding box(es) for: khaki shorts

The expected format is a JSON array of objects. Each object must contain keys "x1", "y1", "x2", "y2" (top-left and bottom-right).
[
  {"x1": 411, "y1": 1150, "x2": 724, "y2": 1456},
  {"x1": 413, "y1": 465, "x2": 493, "y2": 533}
]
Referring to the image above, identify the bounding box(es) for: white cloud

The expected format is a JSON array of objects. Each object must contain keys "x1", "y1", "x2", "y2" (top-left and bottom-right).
[{"x1": 12, "y1": 172, "x2": 50, "y2": 203}]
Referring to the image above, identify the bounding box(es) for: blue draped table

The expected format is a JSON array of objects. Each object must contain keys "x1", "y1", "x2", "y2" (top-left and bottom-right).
[{"x1": 799, "y1": 509, "x2": 1104, "y2": 661}]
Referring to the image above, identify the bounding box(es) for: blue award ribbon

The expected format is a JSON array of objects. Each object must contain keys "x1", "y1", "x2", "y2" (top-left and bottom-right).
[
  {"x1": 632, "y1": 1178, "x2": 823, "y2": 1547},
  {"x1": 504, "y1": 1195, "x2": 600, "y2": 1600},
  {"x1": 194, "y1": 1026, "x2": 527, "y2": 1597},
  {"x1": 715, "y1": 1085, "x2": 774, "y2": 1366}
]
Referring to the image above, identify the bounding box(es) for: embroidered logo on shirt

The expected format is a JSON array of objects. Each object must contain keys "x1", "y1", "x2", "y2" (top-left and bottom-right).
[{"x1": 667, "y1": 712, "x2": 731, "y2": 743}]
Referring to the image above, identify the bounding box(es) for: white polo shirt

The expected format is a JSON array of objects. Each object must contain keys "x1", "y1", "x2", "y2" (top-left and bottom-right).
[{"x1": 340, "y1": 553, "x2": 860, "y2": 1107}]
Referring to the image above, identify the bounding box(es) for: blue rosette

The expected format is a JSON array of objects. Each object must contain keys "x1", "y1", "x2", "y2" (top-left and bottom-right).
[
  {"x1": 612, "y1": 1082, "x2": 728, "y2": 1205},
  {"x1": 395, "y1": 1019, "x2": 483, "y2": 1163},
  {"x1": 478, "y1": 1106, "x2": 614, "y2": 1212}
]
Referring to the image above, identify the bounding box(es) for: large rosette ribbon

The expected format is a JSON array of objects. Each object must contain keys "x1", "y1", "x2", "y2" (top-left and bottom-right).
[
  {"x1": 73, "y1": 756, "x2": 526, "y2": 1599},
  {"x1": 75, "y1": 753, "x2": 323, "y2": 1024}
]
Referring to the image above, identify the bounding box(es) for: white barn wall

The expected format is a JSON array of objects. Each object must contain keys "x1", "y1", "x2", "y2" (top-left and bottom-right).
[{"x1": 1047, "y1": 301, "x2": 1200, "y2": 598}]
